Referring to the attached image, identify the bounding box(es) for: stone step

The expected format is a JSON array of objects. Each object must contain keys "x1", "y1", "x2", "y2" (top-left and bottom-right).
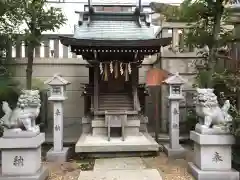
[
  {"x1": 75, "y1": 133, "x2": 160, "y2": 153},
  {"x1": 94, "y1": 116, "x2": 139, "y2": 121},
  {"x1": 99, "y1": 99, "x2": 133, "y2": 104},
  {"x1": 99, "y1": 102, "x2": 132, "y2": 105},
  {"x1": 92, "y1": 120, "x2": 140, "y2": 127},
  {"x1": 78, "y1": 169, "x2": 162, "y2": 180},
  {"x1": 98, "y1": 108, "x2": 134, "y2": 111},
  {"x1": 99, "y1": 95, "x2": 131, "y2": 98},
  {"x1": 99, "y1": 105, "x2": 133, "y2": 108},
  {"x1": 94, "y1": 110, "x2": 139, "y2": 115},
  {"x1": 99, "y1": 93, "x2": 129, "y2": 95},
  {"x1": 92, "y1": 127, "x2": 140, "y2": 136},
  {"x1": 99, "y1": 98, "x2": 132, "y2": 101}
]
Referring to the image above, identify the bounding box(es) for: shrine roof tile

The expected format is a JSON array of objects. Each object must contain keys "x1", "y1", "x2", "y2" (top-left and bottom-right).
[{"x1": 73, "y1": 20, "x2": 155, "y2": 40}]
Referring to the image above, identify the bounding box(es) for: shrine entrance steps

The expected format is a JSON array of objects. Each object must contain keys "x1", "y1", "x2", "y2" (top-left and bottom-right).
[
  {"x1": 78, "y1": 157, "x2": 163, "y2": 180},
  {"x1": 98, "y1": 93, "x2": 134, "y2": 111},
  {"x1": 75, "y1": 132, "x2": 159, "y2": 153}
]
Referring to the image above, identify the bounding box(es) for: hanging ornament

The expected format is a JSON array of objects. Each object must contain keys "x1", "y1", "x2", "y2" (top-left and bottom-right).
[
  {"x1": 120, "y1": 63, "x2": 124, "y2": 75},
  {"x1": 99, "y1": 62, "x2": 103, "y2": 74},
  {"x1": 125, "y1": 63, "x2": 129, "y2": 81},
  {"x1": 114, "y1": 61, "x2": 118, "y2": 79},
  {"x1": 104, "y1": 63, "x2": 108, "y2": 81},
  {"x1": 110, "y1": 61, "x2": 113, "y2": 74},
  {"x1": 128, "y1": 63, "x2": 132, "y2": 74}
]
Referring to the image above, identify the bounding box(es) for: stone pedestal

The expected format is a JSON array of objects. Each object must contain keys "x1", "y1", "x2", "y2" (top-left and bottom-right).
[
  {"x1": 163, "y1": 99, "x2": 186, "y2": 158},
  {"x1": 0, "y1": 133, "x2": 48, "y2": 180},
  {"x1": 46, "y1": 147, "x2": 70, "y2": 162},
  {"x1": 188, "y1": 131, "x2": 239, "y2": 180},
  {"x1": 46, "y1": 102, "x2": 69, "y2": 162}
]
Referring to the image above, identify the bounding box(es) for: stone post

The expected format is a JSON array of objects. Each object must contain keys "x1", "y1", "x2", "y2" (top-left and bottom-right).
[
  {"x1": 163, "y1": 72, "x2": 186, "y2": 158},
  {"x1": 44, "y1": 74, "x2": 71, "y2": 162}
]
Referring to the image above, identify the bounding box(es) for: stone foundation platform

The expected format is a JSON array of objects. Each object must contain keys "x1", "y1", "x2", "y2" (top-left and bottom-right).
[
  {"x1": 188, "y1": 131, "x2": 239, "y2": 180},
  {"x1": 163, "y1": 144, "x2": 186, "y2": 158},
  {"x1": 75, "y1": 133, "x2": 159, "y2": 153},
  {"x1": 46, "y1": 147, "x2": 70, "y2": 162},
  {"x1": 188, "y1": 162, "x2": 239, "y2": 180},
  {"x1": 0, "y1": 166, "x2": 49, "y2": 180}
]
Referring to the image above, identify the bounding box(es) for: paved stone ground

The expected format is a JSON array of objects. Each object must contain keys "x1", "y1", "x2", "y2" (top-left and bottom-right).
[
  {"x1": 44, "y1": 146, "x2": 195, "y2": 180},
  {"x1": 78, "y1": 157, "x2": 162, "y2": 180}
]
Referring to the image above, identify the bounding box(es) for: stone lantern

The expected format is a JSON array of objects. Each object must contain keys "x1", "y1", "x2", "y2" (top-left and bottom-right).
[
  {"x1": 163, "y1": 72, "x2": 186, "y2": 158},
  {"x1": 165, "y1": 72, "x2": 185, "y2": 100},
  {"x1": 46, "y1": 74, "x2": 69, "y2": 101},
  {"x1": 44, "y1": 74, "x2": 70, "y2": 162}
]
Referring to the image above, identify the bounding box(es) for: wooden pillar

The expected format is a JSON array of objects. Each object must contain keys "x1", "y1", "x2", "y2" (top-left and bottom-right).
[
  {"x1": 149, "y1": 86, "x2": 161, "y2": 143},
  {"x1": 93, "y1": 66, "x2": 99, "y2": 111},
  {"x1": 89, "y1": 66, "x2": 94, "y2": 85},
  {"x1": 132, "y1": 66, "x2": 140, "y2": 111}
]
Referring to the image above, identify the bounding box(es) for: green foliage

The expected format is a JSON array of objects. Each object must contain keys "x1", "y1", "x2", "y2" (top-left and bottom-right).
[
  {"x1": 152, "y1": 0, "x2": 239, "y2": 88},
  {"x1": 31, "y1": 78, "x2": 47, "y2": 90},
  {"x1": 185, "y1": 108, "x2": 198, "y2": 132},
  {"x1": 8, "y1": 0, "x2": 67, "y2": 46},
  {"x1": 3, "y1": 0, "x2": 67, "y2": 89}
]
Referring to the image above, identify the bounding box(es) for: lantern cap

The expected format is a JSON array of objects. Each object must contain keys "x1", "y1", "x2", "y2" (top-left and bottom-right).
[
  {"x1": 44, "y1": 73, "x2": 71, "y2": 86},
  {"x1": 164, "y1": 72, "x2": 186, "y2": 85}
]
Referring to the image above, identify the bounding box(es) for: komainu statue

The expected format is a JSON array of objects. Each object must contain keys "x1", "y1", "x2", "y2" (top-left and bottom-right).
[
  {"x1": 195, "y1": 88, "x2": 232, "y2": 133},
  {"x1": 0, "y1": 90, "x2": 41, "y2": 133}
]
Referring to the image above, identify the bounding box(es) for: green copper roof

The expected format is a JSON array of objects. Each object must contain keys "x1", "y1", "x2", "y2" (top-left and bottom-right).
[
  {"x1": 74, "y1": 21, "x2": 155, "y2": 40},
  {"x1": 73, "y1": 11, "x2": 155, "y2": 40}
]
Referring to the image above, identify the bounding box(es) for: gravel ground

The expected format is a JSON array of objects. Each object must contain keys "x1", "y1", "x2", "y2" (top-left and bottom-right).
[
  {"x1": 44, "y1": 146, "x2": 195, "y2": 180},
  {"x1": 142, "y1": 152, "x2": 194, "y2": 180}
]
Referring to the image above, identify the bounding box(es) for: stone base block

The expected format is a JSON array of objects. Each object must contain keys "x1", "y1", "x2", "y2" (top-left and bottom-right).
[
  {"x1": 0, "y1": 133, "x2": 45, "y2": 149},
  {"x1": 0, "y1": 133, "x2": 45, "y2": 176},
  {"x1": 195, "y1": 123, "x2": 229, "y2": 135},
  {"x1": 76, "y1": 133, "x2": 159, "y2": 153},
  {"x1": 190, "y1": 131, "x2": 234, "y2": 171},
  {"x1": 46, "y1": 147, "x2": 70, "y2": 162},
  {"x1": 163, "y1": 144, "x2": 186, "y2": 158},
  {"x1": 3, "y1": 129, "x2": 40, "y2": 138},
  {"x1": 0, "y1": 166, "x2": 49, "y2": 180},
  {"x1": 188, "y1": 162, "x2": 239, "y2": 180}
]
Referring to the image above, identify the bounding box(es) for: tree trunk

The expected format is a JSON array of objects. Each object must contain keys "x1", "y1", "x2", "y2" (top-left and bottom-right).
[
  {"x1": 26, "y1": 43, "x2": 34, "y2": 89},
  {"x1": 207, "y1": 3, "x2": 223, "y2": 88}
]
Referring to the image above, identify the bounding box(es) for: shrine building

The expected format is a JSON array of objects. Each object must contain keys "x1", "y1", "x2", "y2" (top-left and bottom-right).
[{"x1": 60, "y1": 0, "x2": 172, "y2": 152}]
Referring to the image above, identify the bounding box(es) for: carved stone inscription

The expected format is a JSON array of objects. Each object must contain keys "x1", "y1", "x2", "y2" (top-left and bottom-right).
[
  {"x1": 55, "y1": 125, "x2": 60, "y2": 131},
  {"x1": 212, "y1": 152, "x2": 223, "y2": 162},
  {"x1": 13, "y1": 156, "x2": 24, "y2": 167},
  {"x1": 55, "y1": 109, "x2": 61, "y2": 116}
]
